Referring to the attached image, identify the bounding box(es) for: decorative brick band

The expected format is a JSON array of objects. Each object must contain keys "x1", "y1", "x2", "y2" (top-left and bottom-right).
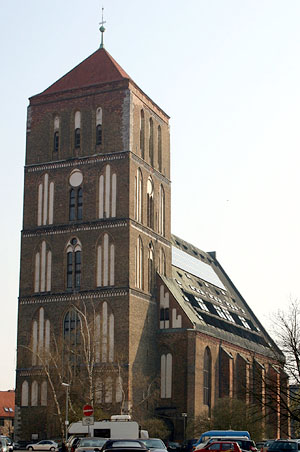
[{"x1": 19, "y1": 288, "x2": 128, "y2": 305}]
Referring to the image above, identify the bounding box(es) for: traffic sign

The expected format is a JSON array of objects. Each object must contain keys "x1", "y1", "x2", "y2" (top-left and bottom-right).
[
  {"x1": 83, "y1": 404, "x2": 94, "y2": 416},
  {"x1": 82, "y1": 416, "x2": 94, "y2": 426}
]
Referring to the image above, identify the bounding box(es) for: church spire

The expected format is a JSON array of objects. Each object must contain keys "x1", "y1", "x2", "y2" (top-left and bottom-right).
[{"x1": 99, "y1": 7, "x2": 106, "y2": 49}]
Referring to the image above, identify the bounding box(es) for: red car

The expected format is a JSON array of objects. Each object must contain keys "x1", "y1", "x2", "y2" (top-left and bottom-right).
[{"x1": 201, "y1": 442, "x2": 242, "y2": 452}]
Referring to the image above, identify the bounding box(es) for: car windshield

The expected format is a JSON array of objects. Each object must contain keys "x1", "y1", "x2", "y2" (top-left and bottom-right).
[
  {"x1": 142, "y1": 440, "x2": 166, "y2": 449},
  {"x1": 270, "y1": 443, "x2": 298, "y2": 451}
]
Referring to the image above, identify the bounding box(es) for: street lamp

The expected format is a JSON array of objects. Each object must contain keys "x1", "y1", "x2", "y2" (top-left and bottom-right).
[
  {"x1": 62, "y1": 383, "x2": 70, "y2": 443},
  {"x1": 181, "y1": 413, "x2": 187, "y2": 442}
]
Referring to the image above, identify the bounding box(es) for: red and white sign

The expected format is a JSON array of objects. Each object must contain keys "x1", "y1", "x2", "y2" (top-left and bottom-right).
[{"x1": 83, "y1": 404, "x2": 94, "y2": 417}]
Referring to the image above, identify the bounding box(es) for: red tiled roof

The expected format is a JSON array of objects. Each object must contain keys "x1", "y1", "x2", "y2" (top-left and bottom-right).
[
  {"x1": 40, "y1": 48, "x2": 131, "y2": 96},
  {"x1": 0, "y1": 391, "x2": 15, "y2": 418}
]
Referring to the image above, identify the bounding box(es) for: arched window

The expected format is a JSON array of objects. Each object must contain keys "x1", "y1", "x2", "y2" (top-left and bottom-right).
[
  {"x1": 140, "y1": 110, "x2": 145, "y2": 159},
  {"x1": 21, "y1": 381, "x2": 29, "y2": 407},
  {"x1": 97, "y1": 233, "x2": 115, "y2": 287},
  {"x1": 31, "y1": 381, "x2": 38, "y2": 406},
  {"x1": 147, "y1": 177, "x2": 154, "y2": 229},
  {"x1": 98, "y1": 164, "x2": 117, "y2": 219},
  {"x1": 53, "y1": 116, "x2": 59, "y2": 153},
  {"x1": 37, "y1": 173, "x2": 54, "y2": 226},
  {"x1": 149, "y1": 118, "x2": 154, "y2": 166},
  {"x1": 135, "y1": 236, "x2": 143, "y2": 289},
  {"x1": 203, "y1": 347, "x2": 212, "y2": 407},
  {"x1": 158, "y1": 185, "x2": 165, "y2": 236},
  {"x1": 96, "y1": 107, "x2": 103, "y2": 145},
  {"x1": 148, "y1": 243, "x2": 154, "y2": 293},
  {"x1": 134, "y1": 169, "x2": 143, "y2": 223},
  {"x1": 66, "y1": 238, "x2": 82, "y2": 290},
  {"x1": 158, "y1": 125, "x2": 162, "y2": 172},
  {"x1": 161, "y1": 353, "x2": 172, "y2": 398},
  {"x1": 34, "y1": 241, "x2": 52, "y2": 293},
  {"x1": 74, "y1": 111, "x2": 81, "y2": 148},
  {"x1": 69, "y1": 169, "x2": 83, "y2": 221}
]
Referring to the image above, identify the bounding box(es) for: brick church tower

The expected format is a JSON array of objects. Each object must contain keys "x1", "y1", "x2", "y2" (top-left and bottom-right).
[{"x1": 15, "y1": 38, "x2": 171, "y2": 438}]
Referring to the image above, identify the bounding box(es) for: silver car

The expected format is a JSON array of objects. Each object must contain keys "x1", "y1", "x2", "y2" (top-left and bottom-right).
[{"x1": 26, "y1": 441, "x2": 58, "y2": 451}]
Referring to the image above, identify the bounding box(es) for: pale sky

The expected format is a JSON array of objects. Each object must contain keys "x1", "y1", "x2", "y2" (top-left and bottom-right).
[{"x1": 1, "y1": 0, "x2": 300, "y2": 390}]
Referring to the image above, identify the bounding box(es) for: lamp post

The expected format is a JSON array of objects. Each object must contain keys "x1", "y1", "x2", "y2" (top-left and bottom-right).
[
  {"x1": 181, "y1": 413, "x2": 187, "y2": 442},
  {"x1": 62, "y1": 383, "x2": 70, "y2": 443}
]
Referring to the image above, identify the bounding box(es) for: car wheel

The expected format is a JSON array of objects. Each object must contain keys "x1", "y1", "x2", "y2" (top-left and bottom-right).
[
  {"x1": 28, "y1": 448, "x2": 33, "y2": 451},
  {"x1": 50, "y1": 448, "x2": 55, "y2": 451}
]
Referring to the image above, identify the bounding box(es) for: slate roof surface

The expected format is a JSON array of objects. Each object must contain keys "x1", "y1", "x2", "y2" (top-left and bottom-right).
[
  {"x1": 0, "y1": 391, "x2": 14, "y2": 418},
  {"x1": 40, "y1": 48, "x2": 131, "y2": 96},
  {"x1": 167, "y1": 234, "x2": 282, "y2": 358}
]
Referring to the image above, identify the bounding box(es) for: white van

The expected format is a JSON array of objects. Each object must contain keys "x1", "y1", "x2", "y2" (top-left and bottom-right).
[{"x1": 68, "y1": 415, "x2": 148, "y2": 439}]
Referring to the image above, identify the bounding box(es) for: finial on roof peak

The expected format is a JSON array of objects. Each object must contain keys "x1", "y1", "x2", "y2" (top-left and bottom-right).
[{"x1": 99, "y1": 7, "x2": 106, "y2": 49}]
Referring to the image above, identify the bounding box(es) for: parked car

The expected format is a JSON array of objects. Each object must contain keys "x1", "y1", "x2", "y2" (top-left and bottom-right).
[
  {"x1": 267, "y1": 441, "x2": 300, "y2": 452},
  {"x1": 200, "y1": 441, "x2": 242, "y2": 452},
  {"x1": 0, "y1": 438, "x2": 9, "y2": 452},
  {"x1": 26, "y1": 441, "x2": 58, "y2": 451},
  {"x1": 140, "y1": 439, "x2": 167, "y2": 452},
  {"x1": 76, "y1": 438, "x2": 107, "y2": 452},
  {"x1": 101, "y1": 440, "x2": 150, "y2": 452},
  {"x1": 196, "y1": 439, "x2": 256, "y2": 452}
]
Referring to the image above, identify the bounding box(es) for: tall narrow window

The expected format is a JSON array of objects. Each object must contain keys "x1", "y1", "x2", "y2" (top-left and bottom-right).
[
  {"x1": 41, "y1": 381, "x2": 47, "y2": 406},
  {"x1": 97, "y1": 233, "x2": 115, "y2": 287},
  {"x1": 203, "y1": 347, "x2": 212, "y2": 407},
  {"x1": 32, "y1": 307, "x2": 50, "y2": 366},
  {"x1": 21, "y1": 381, "x2": 29, "y2": 407},
  {"x1": 148, "y1": 243, "x2": 154, "y2": 293},
  {"x1": 74, "y1": 111, "x2": 81, "y2": 148},
  {"x1": 140, "y1": 110, "x2": 145, "y2": 159},
  {"x1": 147, "y1": 177, "x2": 154, "y2": 229},
  {"x1": 63, "y1": 308, "x2": 81, "y2": 366},
  {"x1": 158, "y1": 185, "x2": 165, "y2": 236},
  {"x1": 31, "y1": 381, "x2": 38, "y2": 406},
  {"x1": 161, "y1": 353, "x2": 172, "y2": 398},
  {"x1": 135, "y1": 236, "x2": 143, "y2": 289},
  {"x1": 69, "y1": 170, "x2": 83, "y2": 221},
  {"x1": 159, "y1": 248, "x2": 166, "y2": 276},
  {"x1": 53, "y1": 116, "x2": 60, "y2": 153},
  {"x1": 158, "y1": 125, "x2": 162, "y2": 172},
  {"x1": 149, "y1": 118, "x2": 154, "y2": 166},
  {"x1": 95, "y1": 302, "x2": 114, "y2": 364},
  {"x1": 34, "y1": 241, "x2": 52, "y2": 293},
  {"x1": 37, "y1": 173, "x2": 54, "y2": 226},
  {"x1": 134, "y1": 169, "x2": 143, "y2": 223},
  {"x1": 96, "y1": 107, "x2": 103, "y2": 145},
  {"x1": 98, "y1": 165, "x2": 117, "y2": 219},
  {"x1": 66, "y1": 238, "x2": 82, "y2": 290}
]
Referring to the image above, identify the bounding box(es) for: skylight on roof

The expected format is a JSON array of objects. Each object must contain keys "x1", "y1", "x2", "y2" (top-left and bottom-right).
[{"x1": 172, "y1": 246, "x2": 226, "y2": 290}]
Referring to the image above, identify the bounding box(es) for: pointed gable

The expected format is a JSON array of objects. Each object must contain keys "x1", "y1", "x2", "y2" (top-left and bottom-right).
[{"x1": 40, "y1": 48, "x2": 131, "y2": 96}]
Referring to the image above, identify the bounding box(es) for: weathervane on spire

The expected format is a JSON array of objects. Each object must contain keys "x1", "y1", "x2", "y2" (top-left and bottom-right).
[{"x1": 99, "y1": 7, "x2": 106, "y2": 49}]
